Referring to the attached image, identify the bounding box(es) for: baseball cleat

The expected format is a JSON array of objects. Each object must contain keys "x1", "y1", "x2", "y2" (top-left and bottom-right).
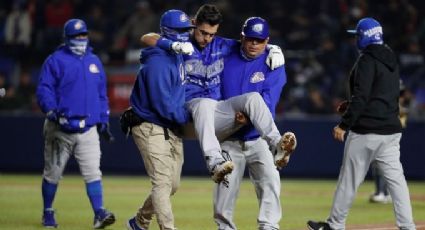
[
  {"x1": 126, "y1": 216, "x2": 146, "y2": 230},
  {"x1": 42, "y1": 208, "x2": 58, "y2": 228},
  {"x1": 274, "y1": 132, "x2": 297, "y2": 169},
  {"x1": 211, "y1": 161, "x2": 234, "y2": 184},
  {"x1": 93, "y1": 208, "x2": 115, "y2": 229},
  {"x1": 307, "y1": 220, "x2": 332, "y2": 230},
  {"x1": 369, "y1": 193, "x2": 392, "y2": 204}
]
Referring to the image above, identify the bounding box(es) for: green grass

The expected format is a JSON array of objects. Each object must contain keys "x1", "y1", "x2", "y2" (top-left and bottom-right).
[{"x1": 0, "y1": 174, "x2": 424, "y2": 230}]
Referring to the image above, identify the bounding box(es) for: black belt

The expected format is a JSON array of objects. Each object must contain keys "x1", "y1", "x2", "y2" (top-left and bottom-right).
[{"x1": 163, "y1": 127, "x2": 170, "y2": 140}]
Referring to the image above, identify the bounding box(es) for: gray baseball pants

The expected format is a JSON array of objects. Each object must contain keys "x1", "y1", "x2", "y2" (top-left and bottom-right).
[
  {"x1": 327, "y1": 132, "x2": 415, "y2": 230},
  {"x1": 214, "y1": 138, "x2": 281, "y2": 230},
  {"x1": 186, "y1": 92, "x2": 282, "y2": 171},
  {"x1": 42, "y1": 120, "x2": 102, "y2": 183}
]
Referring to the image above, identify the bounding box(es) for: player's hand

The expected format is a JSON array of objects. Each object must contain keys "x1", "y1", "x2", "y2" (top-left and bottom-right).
[
  {"x1": 235, "y1": 112, "x2": 248, "y2": 125},
  {"x1": 333, "y1": 125, "x2": 346, "y2": 142},
  {"x1": 266, "y1": 44, "x2": 285, "y2": 70},
  {"x1": 171, "y1": 42, "x2": 194, "y2": 55},
  {"x1": 336, "y1": 100, "x2": 349, "y2": 115},
  {"x1": 97, "y1": 122, "x2": 115, "y2": 143}
]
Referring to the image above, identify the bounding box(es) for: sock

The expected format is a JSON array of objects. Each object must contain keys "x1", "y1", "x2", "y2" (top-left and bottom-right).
[
  {"x1": 86, "y1": 180, "x2": 104, "y2": 213},
  {"x1": 42, "y1": 178, "x2": 58, "y2": 210}
]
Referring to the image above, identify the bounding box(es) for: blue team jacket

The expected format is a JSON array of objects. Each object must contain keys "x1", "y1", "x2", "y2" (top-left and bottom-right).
[
  {"x1": 130, "y1": 47, "x2": 190, "y2": 129},
  {"x1": 184, "y1": 36, "x2": 237, "y2": 101},
  {"x1": 37, "y1": 45, "x2": 109, "y2": 127},
  {"x1": 221, "y1": 48, "x2": 287, "y2": 141}
]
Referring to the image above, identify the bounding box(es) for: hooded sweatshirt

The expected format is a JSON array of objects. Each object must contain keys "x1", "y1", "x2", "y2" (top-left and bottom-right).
[
  {"x1": 130, "y1": 47, "x2": 190, "y2": 129},
  {"x1": 339, "y1": 44, "x2": 402, "y2": 134}
]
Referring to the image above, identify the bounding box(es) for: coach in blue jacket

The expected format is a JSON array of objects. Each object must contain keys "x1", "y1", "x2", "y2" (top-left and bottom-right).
[
  {"x1": 214, "y1": 17, "x2": 287, "y2": 230},
  {"x1": 36, "y1": 19, "x2": 115, "y2": 228}
]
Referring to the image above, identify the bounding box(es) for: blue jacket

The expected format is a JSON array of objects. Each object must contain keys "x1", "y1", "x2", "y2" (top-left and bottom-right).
[
  {"x1": 130, "y1": 47, "x2": 190, "y2": 129},
  {"x1": 37, "y1": 45, "x2": 109, "y2": 127},
  {"x1": 221, "y1": 48, "x2": 287, "y2": 141},
  {"x1": 184, "y1": 36, "x2": 237, "y2": 101}
]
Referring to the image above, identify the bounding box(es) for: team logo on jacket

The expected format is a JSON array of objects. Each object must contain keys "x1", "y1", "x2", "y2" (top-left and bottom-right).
[
  {"x1": 89, "y1": 64, "x2": 100, "y2": 73},
  {"x1": 250, "y1": 72, "x2": 265, "y2": 83}
]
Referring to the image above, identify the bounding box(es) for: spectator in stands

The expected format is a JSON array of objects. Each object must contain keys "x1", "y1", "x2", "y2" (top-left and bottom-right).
[
  {"x1": 84, "y1": 4, "x2": 112, "y2": 58},
  {"x1": 4, "y1": 0, "x2": 31, "y2": 86},
  {"x1": 113, "y1": 0, "x2": 157, "y2": 50},
  {"x1": 43, "y1": 0, "x2": 74, "y2": 53},
  {"x1": 13, "y1": 71, "x2": 37, "y2": 111},
  {"x1": 0, "y1": 72, "x2": 16, "y2": 110}
]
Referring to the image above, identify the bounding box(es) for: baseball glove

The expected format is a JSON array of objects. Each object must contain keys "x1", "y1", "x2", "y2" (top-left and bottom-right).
[{"x1": 336, "y1": 100, "x2": 349, "y2": 115}]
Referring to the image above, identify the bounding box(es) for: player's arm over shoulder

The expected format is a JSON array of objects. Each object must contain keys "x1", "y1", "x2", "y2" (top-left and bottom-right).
[{"x1": 140, "y1": 32, "x2": 160, "y2": 47}]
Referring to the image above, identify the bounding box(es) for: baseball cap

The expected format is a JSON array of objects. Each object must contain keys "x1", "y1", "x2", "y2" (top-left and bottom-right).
[
  {"x1": 64, "y1": 19, "x2": 88, "y2": 37},
  {"x1": 241, "y1": 17, "x2": 269, "y2": 40},
  {"x1": 347, "y1": 17, "x2": 383, "y2": 49},
  {"x1": 347, "y1": 17, "x2": 383, "y2": 38},
  {"x1": 160, "y1": 9, "x2": 195, "y2": 29}
]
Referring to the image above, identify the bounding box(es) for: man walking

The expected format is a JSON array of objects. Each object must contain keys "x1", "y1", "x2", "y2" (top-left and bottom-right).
[
  {"x1": 37, "y1": 18, "x2": 115, "y2": 229},
  {"x1": 307, "y1": 17, "x2": 416, "y2": 230}
]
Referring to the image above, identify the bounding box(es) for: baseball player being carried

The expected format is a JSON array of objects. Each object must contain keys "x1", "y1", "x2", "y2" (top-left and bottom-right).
[{"x1": 141, "y1": 4, "x2": 297, "y2": 185}]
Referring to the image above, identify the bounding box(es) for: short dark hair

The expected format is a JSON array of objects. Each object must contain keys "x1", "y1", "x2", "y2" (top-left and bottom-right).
[{"x1": 194, "y1": 4, "x2": 223, "y2": 26}]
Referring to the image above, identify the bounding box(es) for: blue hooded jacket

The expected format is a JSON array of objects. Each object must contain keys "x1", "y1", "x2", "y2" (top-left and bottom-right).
[
  {"x1": 130, "y1": 47, "x2": 190, "y2": 129},
  {"x1": 37, "y1": 45, "x2": 109, "y2": 127}
]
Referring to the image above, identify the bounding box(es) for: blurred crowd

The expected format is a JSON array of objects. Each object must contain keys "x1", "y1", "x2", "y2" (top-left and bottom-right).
[{"x1": 0, "y1": 0, "x2": 424, "y2": 118}]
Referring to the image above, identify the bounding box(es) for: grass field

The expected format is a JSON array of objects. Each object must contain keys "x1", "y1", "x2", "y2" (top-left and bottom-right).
[{"x1": 0, "y1": 174, "x2": 424, "y2": 230}]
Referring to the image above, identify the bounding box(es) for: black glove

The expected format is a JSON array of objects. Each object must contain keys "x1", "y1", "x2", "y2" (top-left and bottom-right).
[{"x1": 97, "y1": 122, "x2": 115, "y2": 143}]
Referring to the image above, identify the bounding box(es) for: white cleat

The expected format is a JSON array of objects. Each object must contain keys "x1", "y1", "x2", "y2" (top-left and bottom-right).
[
  {"x1": 274, "y1": 132, "x2": 297, "y2": 169},
  {"x1": 211, "y1": 161, "x2": 234, "y2": 184},
  {"x1": 369, "y1": 193, "x2": 392, "y2": 204}
]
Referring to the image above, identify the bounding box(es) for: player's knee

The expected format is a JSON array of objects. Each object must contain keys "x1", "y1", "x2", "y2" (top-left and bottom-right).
[
  {"x1": 170, "y1": 181, "x2": 180, "y2": 195},
  {"x1": 245, "y1": 92, "x2": 262, "y2": 102},
  {"x1": 82, "y1": 170, "x2": 102, "y2": 182},
  {"x1": 197, "y1": 98, "x2": 216, "y2": 109},
  {"x1": 244, "y1": 92, "x2": 263, "y2": 110},
  {"x1": 43, "y1": 173, "x2": 62, "y2": 184}
]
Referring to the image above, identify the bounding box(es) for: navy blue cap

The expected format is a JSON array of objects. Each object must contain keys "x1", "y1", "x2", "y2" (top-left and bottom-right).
[
  {"x1": 241, "y1": 17, "x2": 269, "y2": 40},
  {"x1": 160, "y1": 9, "x2": 195, "y2": 29},
  {"x1": 64, "y1": 19, "x2": 88, "y2": 37}
]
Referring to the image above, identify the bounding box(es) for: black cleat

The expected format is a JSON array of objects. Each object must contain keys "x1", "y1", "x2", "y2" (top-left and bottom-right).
[{"x1": 307, "y1": 220, "x2": 332, "y2": 230}]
